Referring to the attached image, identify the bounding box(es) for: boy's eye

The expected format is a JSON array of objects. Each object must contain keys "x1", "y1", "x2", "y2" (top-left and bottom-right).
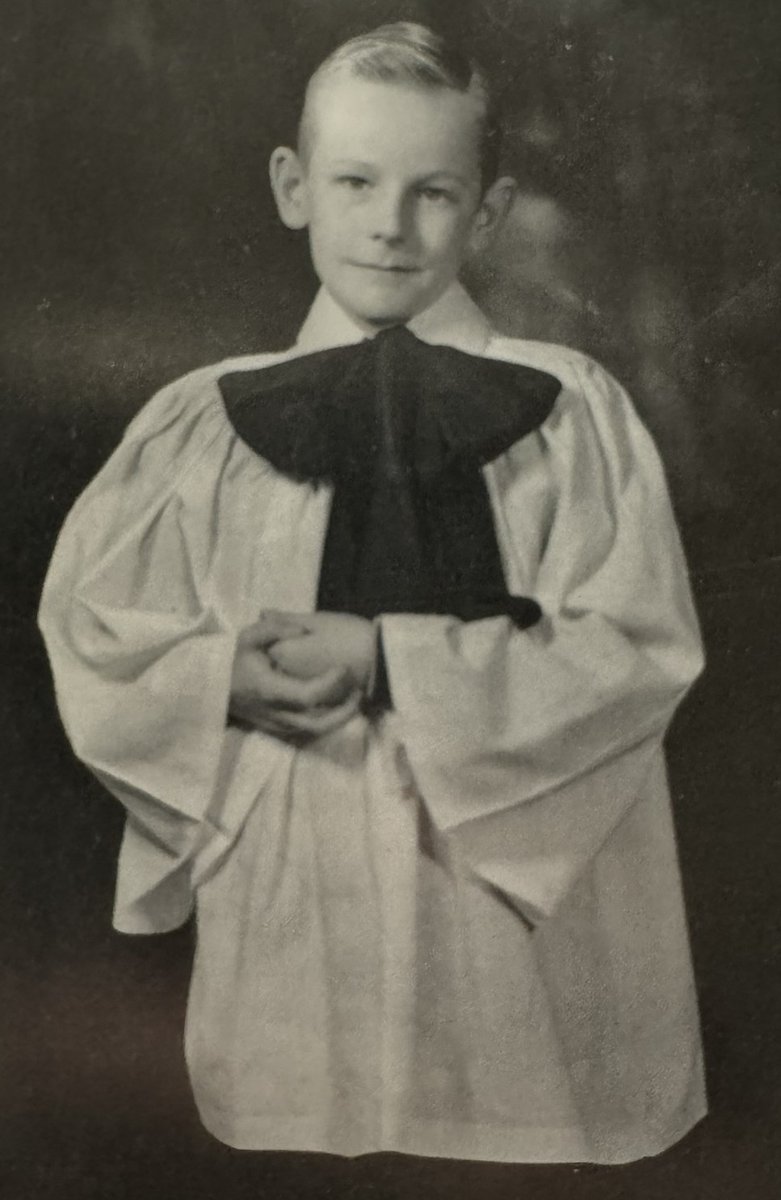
[
  {"x1": 336, "y1": 175, "x2": 370, "y2": 190},
  {"x1": 417, "y1": 186, "x2": 456, "y2": 204}
]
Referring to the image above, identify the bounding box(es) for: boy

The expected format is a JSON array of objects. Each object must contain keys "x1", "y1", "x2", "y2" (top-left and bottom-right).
[{"x1": 39, "y1": 23, "x2": 706, "y2": 1164}]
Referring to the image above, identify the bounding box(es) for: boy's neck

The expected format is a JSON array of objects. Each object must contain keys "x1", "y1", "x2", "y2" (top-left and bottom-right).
[{"x1": 296, "y1": 282, "x2": 492, "y2": 357}]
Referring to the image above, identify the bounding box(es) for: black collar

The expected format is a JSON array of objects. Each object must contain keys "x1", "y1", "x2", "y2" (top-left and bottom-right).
[{"x1": 218, "y1": 325, "x2": 561, "y2": 484}]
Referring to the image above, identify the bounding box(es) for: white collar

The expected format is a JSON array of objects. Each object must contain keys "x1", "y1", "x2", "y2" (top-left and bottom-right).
[{"x1": 294, "y1": 281, "x2": 493, "y2": 357}]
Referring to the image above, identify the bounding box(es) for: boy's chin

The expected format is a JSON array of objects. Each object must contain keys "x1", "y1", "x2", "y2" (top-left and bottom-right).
[{"x1": 326, "y1": 274, "x2": 449, "y2": 331}]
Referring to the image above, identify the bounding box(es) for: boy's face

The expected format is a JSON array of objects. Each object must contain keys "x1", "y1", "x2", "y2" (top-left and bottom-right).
[{"x1": 273, "y1": 77, "x2": 503, "y2": 330}]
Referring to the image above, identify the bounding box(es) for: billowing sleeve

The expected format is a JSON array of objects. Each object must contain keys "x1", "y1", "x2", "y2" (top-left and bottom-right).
[
  {"x1": 378, "y1": 351, "x2": 704, "y2": 923},
  {"x1": 38, "y1": 368, "x2": 241, "y2": 933}
]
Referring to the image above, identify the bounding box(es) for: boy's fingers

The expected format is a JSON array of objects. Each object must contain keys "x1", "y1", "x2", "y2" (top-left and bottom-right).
[
  {"x1": 257, "y1": 692, "x2": 362, "y2": 740},
  {"x1": 299, "y1": 666, "x2": 355, "y2": 707},
  {"x1": 298, "y1": 691, "x2": 362, "y2": 733},
  {"x1": 236, "y1": 649, "x2": 354, "y2": 715},
  {"x1": 258, "y1": 608, "x2": 309, "y2": 622},
  {"x1": 242, "y1": 611, "x2": 312, "y2": 650},
  {"x1": 265, "y1": 665, "x2": 354, "y2": 711}
]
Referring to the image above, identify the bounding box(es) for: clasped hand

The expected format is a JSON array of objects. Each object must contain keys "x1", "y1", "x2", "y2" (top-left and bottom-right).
[{"x1": 229, "y1": 609, "x2": 376, "y2": 742}]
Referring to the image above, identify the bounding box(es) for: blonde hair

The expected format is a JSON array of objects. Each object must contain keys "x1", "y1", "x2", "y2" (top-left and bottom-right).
[{"x1": 298, "y1": 22, "x2": 502, "y2": 188}]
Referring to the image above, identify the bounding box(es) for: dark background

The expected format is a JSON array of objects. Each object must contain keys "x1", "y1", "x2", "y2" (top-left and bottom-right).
[{"x1": 2, "y1": 1, "x2": 780, "y2": 1197}]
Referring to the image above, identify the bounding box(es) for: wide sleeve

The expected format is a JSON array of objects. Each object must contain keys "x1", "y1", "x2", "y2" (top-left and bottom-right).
[
  {"x1": 378, "y1": 352, "x2": 704, "y2": 923},
  {"x1": 38, "y1": 368, "x2": 240, "y2": 932}
]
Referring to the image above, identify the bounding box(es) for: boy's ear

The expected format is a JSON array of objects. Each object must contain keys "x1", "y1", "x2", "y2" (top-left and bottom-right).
[
  {"x1": 468, "y1": 175, "x2": 517, "y2": 252},
  {"x1": 269, "y1": 146, "x2": 310, "y2": 230}
]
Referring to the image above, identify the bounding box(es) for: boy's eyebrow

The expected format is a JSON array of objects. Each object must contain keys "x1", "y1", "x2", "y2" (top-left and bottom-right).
[
  {"x1": 328, "y1": 160, "x2": 471, "y2": 187},
  {"x1": 329, "y1": 159, "x2": 376, "y2": 172},
  {"x1": 418, "y1": 171, "x2": 470, "y2": 187}
]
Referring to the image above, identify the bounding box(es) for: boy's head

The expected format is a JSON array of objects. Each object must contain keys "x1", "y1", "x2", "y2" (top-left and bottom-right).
[
  {"x1": 298, "y1": 23, "x2": 502, "y2": 192},
  {"x1": 270, "y1": 22, "x2": 516, "y2": 331}
]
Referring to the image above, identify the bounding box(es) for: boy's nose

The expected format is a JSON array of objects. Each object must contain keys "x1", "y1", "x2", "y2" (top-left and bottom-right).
[{"x1": 369, "y1": 189, "x2": 409, "y2": 244}]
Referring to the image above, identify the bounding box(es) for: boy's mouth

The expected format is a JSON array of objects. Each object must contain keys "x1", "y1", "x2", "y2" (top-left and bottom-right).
[{"x1": 351, "y1": 262, "x2": 421, "y2": 274}]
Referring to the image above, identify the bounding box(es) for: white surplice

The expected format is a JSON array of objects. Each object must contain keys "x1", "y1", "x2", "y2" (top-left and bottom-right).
[{"x1": 39, "y1": 282, "x2": 706, "y2": 1164}]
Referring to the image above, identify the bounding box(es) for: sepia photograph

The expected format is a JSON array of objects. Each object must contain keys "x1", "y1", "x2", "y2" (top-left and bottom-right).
[{"x1": 2, "y1": 2, "x2": 779, "y2": 1198}]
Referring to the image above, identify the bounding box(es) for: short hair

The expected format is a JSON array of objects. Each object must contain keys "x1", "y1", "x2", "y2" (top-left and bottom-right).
[{"x1": 298, "y1": 22, "x2": 502, "y2": 189}]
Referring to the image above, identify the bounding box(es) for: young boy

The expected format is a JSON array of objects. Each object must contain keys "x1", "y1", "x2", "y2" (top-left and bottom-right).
[{"x1": 39, "y1": 22, "x2": 706, "y2": 1165}]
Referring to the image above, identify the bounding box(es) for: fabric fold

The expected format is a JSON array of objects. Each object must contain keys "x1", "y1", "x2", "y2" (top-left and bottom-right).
[
  {"x1": 378, "y1": 351, "x2": 703, "y2": 922},
  {"x1": 38, "y1": 367, "x2": 278, "y2": 930}
]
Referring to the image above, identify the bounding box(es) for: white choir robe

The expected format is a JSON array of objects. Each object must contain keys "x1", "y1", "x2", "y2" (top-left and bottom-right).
[{"x1": 38, "y1": 282, "x2": 707, "y2": 1164}]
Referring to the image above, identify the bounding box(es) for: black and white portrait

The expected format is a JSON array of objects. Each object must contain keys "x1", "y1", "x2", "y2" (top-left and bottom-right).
[{"x1": 3, "y1": 3, "x2": 779, "y2": 1198}]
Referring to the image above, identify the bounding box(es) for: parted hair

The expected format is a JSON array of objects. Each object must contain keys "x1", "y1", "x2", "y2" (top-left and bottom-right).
[{"x1": 298, "y1": 22, "x2": 502, "y2": 188}]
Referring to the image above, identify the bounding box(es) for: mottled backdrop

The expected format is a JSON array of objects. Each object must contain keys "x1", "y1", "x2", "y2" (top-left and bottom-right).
[{"x1": 2, "y1": 2, "x2": 779, "y2": 1198}]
